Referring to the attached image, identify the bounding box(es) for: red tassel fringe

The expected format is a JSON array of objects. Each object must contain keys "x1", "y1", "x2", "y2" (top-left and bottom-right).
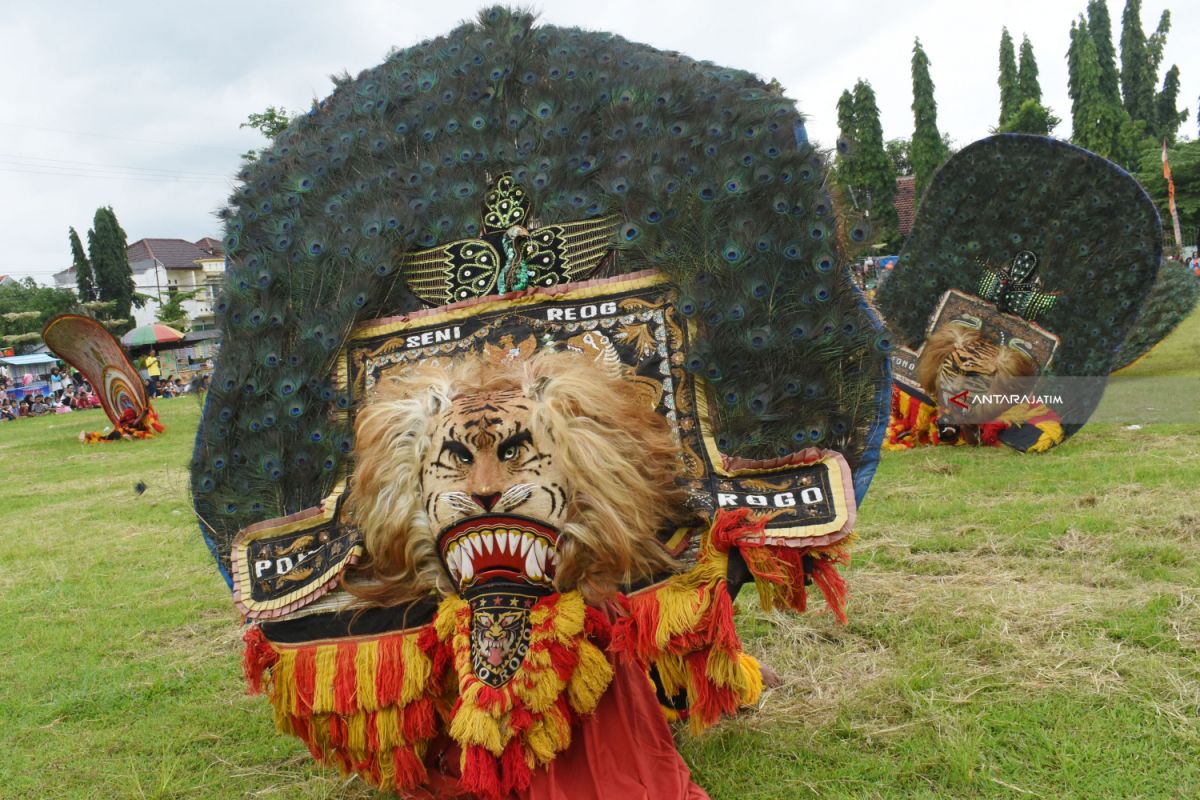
[
  {"x1": 242, "y1": 626, "x2": 278, "y2": 694},
  {"x1": 710, "y1": 508, "x2": 850, "y2": 622},
  {"x1": 462, "y1": 744, "x2": 502, "y2": 800}
]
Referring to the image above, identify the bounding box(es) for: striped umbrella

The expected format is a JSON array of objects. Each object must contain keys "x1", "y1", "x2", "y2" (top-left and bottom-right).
[{"x1": 120, "y1": 323, "x2": 184, "y2": 347}]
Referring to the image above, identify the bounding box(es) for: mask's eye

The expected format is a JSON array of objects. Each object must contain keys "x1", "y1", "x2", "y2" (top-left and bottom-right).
[
  {"x1": 441, "y1": 441, "x2": 473, "y2": 465},
  {"x1": 497, "y1": 431, "x2": 531, "y2": 463}
]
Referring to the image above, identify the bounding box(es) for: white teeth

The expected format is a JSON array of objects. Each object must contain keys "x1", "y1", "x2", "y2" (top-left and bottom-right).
[
  {"x1": 534, "y1": 541, "x2": 547, "y2": 572},
  {"x1": 525, "y1": 546, "x2": 542, "y2": 579},
  {"x1": 447, "y1": 544, "x2": 461, "y2": 582},
  {"x1": 461, "y1": 552, "x2": 474, "y2": 581},
  {"x1": 550, "y1": 550, "x2": 560, "y2": 567},
  {"x1": 465, "y1": 536, "x2": 478, "y2": 558},
  {"x1": 482, "y1": 531, "x2": 494, "y2": 554},
  {"x1": 498, "y1": 532, "x2": 509, "y2": 554},
  {"x1": 507, "y1": 531, "x2": 520, "y2": 553},
  {"x1": 519, "y1": 532, "x2": 533, "y2": 556}
]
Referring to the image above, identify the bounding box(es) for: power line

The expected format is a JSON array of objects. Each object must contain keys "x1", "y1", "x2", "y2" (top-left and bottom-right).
[
  {"x1": 0, "y1": 121, "x2": 244, "y2": 153},
  {"x1": 0, "y1": 152, "x2": 233, "y2": 179},
  {"x1": 0, "y1": 164, "x2": 230, "y2": 184}
]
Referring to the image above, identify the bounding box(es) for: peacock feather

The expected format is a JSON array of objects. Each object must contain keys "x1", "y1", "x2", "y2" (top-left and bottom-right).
[{"x1": 1110, "y1": 260, "x2": 1199, "y2": 371}]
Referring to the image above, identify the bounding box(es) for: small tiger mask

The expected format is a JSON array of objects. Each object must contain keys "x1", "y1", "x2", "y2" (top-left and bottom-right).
[
  {"x1": 917, "y1": 323, "x2": 1037, "y2": 424},
  {"x1": 348, "y1": 350, "x2": 690, "y2": 606}
]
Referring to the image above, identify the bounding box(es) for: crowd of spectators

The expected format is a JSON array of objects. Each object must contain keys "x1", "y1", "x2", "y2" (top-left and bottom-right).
[
  {"x1": 1, "y1": 353, "x2": 211, "y2": 425},
  {"x1": 0, "y1": 366, "x2": 106, "y2": 421}
]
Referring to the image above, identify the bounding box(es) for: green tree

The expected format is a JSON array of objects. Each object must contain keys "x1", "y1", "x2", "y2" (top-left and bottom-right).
[
  {"x1": 1016, "y1": 36, "x2": 1042, "y2": 106},
  {"x1": 1137, "y1": 138, "x2": 1200, "y2": 248},
  {"x1": 0, "y1": 278, "x2": 78, "y2": 351},
  {"x1": 852, "y1": 80, "x2": 899, "y2": 245},
  {"x1": 1120, "y1": 0, "x2": 1154, "y2": 125},
  {"x1": 835, "y1": 89, "x2": 858, "y2": 189},
  {"x1": 155, "y1": 288, "x2": 201, "y2": 333},
  {"x1": 1068, "y1": 20, "x2": 1085, "y2": 135},
  {"x1": 1086, "y1": 0, "x2": 1122, "y2": 104},
  {"x1": 910, "y1": 38, "x2": 949, "y2": 199},
  {"x1": 68, "y1": 226, "x2": 95, "y2": 302},
  {"x1": 1145, "y1": 9, "x2": 1170, "y2": 75},
  {"x1": 240, "y1": 106, "x2": 293, "y2": 162},
  {"x1": 999, "y1": 98, "x2": 1061, "y2": 135},
  {"x1": 87, "y1": 207, "x2": 138, "y2": 332},
  {"x1": 832, "y1": 81, "x2": 898, "y2": 247},
  {"x1": 998, "y1": 28, "x2": 1020, "y2": 126},
  {"x1": 1069, "y1": 15, "x2": 1143, "y2": 168},
  {"x1": 885, "y1": 138, "x2": 912, "y2": 176},
  {"x1": 1154, "y1": 65, "x2": 1188, "y2": 143}
]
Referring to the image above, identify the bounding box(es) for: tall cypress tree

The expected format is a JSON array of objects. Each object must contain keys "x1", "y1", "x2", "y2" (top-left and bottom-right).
[
  {"x1": 1120, "y1": 0, "x2": 1154, "y2": 124},
  {"x1": 1070, "y1": 16, "x2": 1142, "y2": 169},
  {"x1": 87, "y1": 207, "x2": 136, "y2": 330},
  {"x1": 850, "y1": 80, "x2": 898, "y2": 238},
  {"x1": 1016, "y1": 36, "x2": 1043, "y2": 106},
  {"x1": 998, "y1": 28, "x2": 1020, "y2": 126},
  {"x1": 1086, "y1": 0, "x2": 1121, "y2": 105},
  {"x1": 835, "y1": 89, "x2": 857, "y2": 189},
  {"x1": 1068, "y1": 19, "x2": 1085, "y2": 138},
  {"x1": 1154, "y1": 65, "x2": 1188, "y2": 144},
  {"x1": 68, "y1": 226, "x2": 95, "y2": 302},
  {"x1": 1071, "y1": 18, "x2": 1109, "y2": 152},
  {"x1": 911, "y1": 38, "x2": 948, "y2": 199},
  {"x1": 1145, "y1": 10, "x2": 1170, "y2": 75}
]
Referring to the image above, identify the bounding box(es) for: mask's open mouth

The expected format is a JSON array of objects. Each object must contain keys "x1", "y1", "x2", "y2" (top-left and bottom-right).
[{"x1": 437, "y1": 514, "x2": 560, "y2": 591}]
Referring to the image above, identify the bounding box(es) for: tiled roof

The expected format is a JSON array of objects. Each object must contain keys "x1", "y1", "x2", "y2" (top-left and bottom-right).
[
  {"x1": 894, "y1": 176, "x2": 917, "y2": 237},
  {"x1": 127, "y1": 238, "x2": 219, "y2": 270},
  {"x1": 193, "y1": 237, "x2": 224, "y2": 257}
]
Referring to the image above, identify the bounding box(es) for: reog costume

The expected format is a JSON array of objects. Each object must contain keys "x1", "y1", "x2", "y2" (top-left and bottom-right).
[
  {"x1": 875, "y1": 135, "x2": 1163, "y2": 453},
  {"x1": 191, "y1": 9, "x2": 891, "y2": 798},
  {"x1": 42, "y1": 314, "x2": 165, "y2": 442}
]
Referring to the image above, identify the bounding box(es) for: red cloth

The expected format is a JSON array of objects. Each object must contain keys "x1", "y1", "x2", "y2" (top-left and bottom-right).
[{"x1": 417, "y1": 655, "x2": 708, "y2": 799}]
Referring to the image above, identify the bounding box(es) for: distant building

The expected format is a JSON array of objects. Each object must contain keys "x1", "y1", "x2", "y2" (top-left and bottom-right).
[
  {"x1": 0, "y1": 274, "x2": 18, "y2": 287},
  {"x1": 53, "y1": 237, "x2": 225, "y2": 330}
]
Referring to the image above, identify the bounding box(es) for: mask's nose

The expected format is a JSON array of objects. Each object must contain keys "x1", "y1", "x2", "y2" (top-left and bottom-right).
[{"x1": 473, "y1": 493, "x2": 501, "y2": 511}]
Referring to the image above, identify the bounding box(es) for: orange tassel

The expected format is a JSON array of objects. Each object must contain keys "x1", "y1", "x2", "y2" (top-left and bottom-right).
[
  {"x1": 392, "y1": 745, "x2": 428, "y2": 790},
  {"x1": 328, "y1": 714, "x2": 347, "y2": 750},
  {"x1": 462, "y1": 744, "x2": 502, "y2": 800},
  {"x1": 293, "y1": 648, "x2": 317, "y2": 714},
  {"x1": 706, "y1": 587, "x2": 741, "y2": 652},
  {"x1": 501, "y1": 738, "x2": 532, "y2": 794},
  {"x1": 708, "y1": 507, "x2": 766, "y2": 549},
  {"x1": 403, "y1": 696, "x2": 437, "y2": 742},
  {"x1": 242, "y1": 626, "x2": 277, "y2": 694},
  {"x1": 809, "y1": 559, "x2": 848, "y2": 624},
  {"x1": 376, "y1": 634, "x2": 404, "y2": 706},
  {"x1": 334, "y1": 640, "x2": 358, "y2": 714},
  {"x1": 685, "y1": 651, "x2": 740, "y2": 727}
]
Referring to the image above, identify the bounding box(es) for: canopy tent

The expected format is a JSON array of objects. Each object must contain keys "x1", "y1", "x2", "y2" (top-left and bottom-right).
[{"x1": 1, "y1": 353, "x2": 61, "y2": 400}]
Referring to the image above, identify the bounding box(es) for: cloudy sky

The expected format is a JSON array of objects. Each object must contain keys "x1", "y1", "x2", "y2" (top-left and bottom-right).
[{"x1": 2, "y1": 0, "x2": 1195, "y2": 284}]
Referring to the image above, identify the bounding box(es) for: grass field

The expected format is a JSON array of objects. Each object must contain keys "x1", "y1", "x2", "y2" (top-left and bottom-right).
[{"x1": 2, "y1": 310, "x2": 1198, "y2": 799}]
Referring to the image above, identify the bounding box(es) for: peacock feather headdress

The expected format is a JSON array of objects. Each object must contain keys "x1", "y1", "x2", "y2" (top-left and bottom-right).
[
  {"x1": 192, "y1": 7, "x2": 891, "y2": 577},
  {"x1": 876, "y1": 134, "x2": 1162, "y2": 441}
]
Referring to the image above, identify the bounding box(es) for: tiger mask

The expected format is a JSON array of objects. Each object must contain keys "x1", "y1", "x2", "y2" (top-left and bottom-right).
[
  {"x1": 917, "y1": 323, "x2": 1038, "y2": 433},
  {"x1": 348, "y1": 349, "x2": 690, "y2": 606}
]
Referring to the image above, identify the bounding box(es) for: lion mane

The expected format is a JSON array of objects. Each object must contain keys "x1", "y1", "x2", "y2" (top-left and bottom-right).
[
  {"x1": 916, "y1": 323, "x2": 1037, "y2": 398},
  {"x1": 347, "y1": 350, "x2": 691, "y2": 606}
]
